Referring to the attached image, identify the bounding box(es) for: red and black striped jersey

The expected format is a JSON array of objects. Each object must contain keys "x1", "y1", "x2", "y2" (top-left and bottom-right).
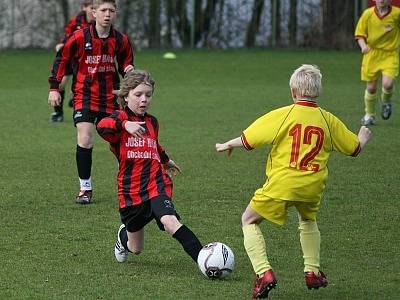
[
  {"x1": 49, "y1": 24, "x2": 134, "y2": 114},
  {"x1": 60, "y1": 11, "x2": 91, "y2": 44},
  {"x1": 96, "y1": 108, "x2": 172, "y2": 208}
]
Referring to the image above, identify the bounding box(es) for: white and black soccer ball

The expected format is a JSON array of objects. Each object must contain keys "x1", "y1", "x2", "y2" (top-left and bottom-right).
[{"x1": 197, "y1": 242, "x2": 235, "y2": 279}]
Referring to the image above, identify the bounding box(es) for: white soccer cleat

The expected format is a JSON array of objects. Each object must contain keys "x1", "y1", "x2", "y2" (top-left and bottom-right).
[
  {"x1": 114, "y1": 224, "x2": 129, "y2": 263},
  {"x1": 360, "y1": 114, "x2": 376, "y2": 126}
]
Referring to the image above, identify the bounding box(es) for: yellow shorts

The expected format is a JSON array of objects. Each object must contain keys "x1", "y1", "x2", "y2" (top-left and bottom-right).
[
  {"x1": 249, "y1": 188, "x2": 320, "y2": 225},
  {"x1": 361, "y1": 48, "x2": 399, "y2": 81}
]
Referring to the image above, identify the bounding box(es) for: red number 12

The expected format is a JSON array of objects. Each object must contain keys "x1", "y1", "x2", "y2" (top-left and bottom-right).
[{"x1": 288, "y1": 124, "x2": 324, "y2": 172}]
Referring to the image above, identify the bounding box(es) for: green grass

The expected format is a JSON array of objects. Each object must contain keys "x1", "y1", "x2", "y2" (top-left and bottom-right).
[{"x1": 0, "y1": 49, "x2": 399, "y2": 299}]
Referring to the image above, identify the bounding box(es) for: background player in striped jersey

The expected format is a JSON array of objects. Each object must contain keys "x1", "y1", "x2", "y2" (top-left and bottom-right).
[
  {"x1": 215, "y1": 65, "x2": 372, "y2": 298},
  {"x1": 355, "y1": 0, "x2": 400, "y2": 126},
  {"x1": 50, "y1": 0, "x2": 94, "y2": 122},
  {"x1": 48, "y1": 0, "x2": 134, "y2": 204},
  {"x1": 97, "y1": 70, "x2": 203, "y2": 265}
]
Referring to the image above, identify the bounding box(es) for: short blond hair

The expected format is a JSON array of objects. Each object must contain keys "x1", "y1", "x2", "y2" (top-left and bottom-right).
[
  {"x1": 92, "y1": 0, "x2": 116, "y2": 9},
  {"x1": 289, "y1": 64, "x2": 322, "y2": 99},
  {"x1": 118, "y1": 70, "x2": 155, "y2": 108}
]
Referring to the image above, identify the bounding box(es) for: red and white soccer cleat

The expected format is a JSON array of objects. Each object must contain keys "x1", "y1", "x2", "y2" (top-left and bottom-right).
[
  {"x1": 305, "y1": 271, "x2": 328, "y2": 290},
  {"x1": 252, "y1": 269, "x2": 277, "y2": 299},
  {"x1": 75, "y1": 190, "x2": 92, "y2": 204}
]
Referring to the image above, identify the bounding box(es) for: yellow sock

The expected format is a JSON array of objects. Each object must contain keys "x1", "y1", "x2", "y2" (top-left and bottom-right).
[
  {"x1": 243, "y1": 224, "x2": 271, "y2": 276},
  {"x1": 381, "y1": 87, "x2": 393, "y2": 104},
  {"x1": 299, "y1": 221, "x2": 320, "y2": 274},
  {"x1": 364, "y1": 89, "x2": 377, "y2": 116}
]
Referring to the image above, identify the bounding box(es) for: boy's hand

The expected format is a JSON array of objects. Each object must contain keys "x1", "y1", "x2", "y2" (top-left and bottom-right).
[
  {"x1": 215, "y1": 143, "x2": 233, "y2": 156},
  {"x1": 358, "y1": 125, "x2": 372, "y2": 148},
  {"x1": 361, "y1": 45, "x2": 370, "y2": 54},
  {"x1": 55, "y1": 43, "x2": 64, "y2": 52},
  {"x1": 163, "y1": 159, "x2": 181, "y2": 178},
  {"x1": 48, "y1": 90, "x2": 61, "y2": 107},
  {"x1": 124, "y1": 121, "x2": 146, "y2": 138}
]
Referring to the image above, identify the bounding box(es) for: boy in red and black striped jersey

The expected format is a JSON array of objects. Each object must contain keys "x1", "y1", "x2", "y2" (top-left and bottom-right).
[
  {"x1": 48, "y1": 0, "x2": 134, "y2": 204},
  {"x1": 97, "y1": 70, "x2": 203, "y2": 264},
  {"x1": 50, "y1": 0, "x2": 94, "y2": 122}
]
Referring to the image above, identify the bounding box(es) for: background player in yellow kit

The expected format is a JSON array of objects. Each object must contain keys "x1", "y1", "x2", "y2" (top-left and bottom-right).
[
  {"x1": 355, "y1": 0, "x2": 400, "y2": 125},
  {"x1": 215, "y1": 65, "x2": 372, "y2": 299}
]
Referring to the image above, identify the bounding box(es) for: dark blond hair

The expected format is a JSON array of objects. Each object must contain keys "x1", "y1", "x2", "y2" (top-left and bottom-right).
[
  {"x1": 81, "y1": 0, "x2": 93, "y2": 6},
  {"x1": 92, "y1": 0, "x2": 116, "y2": 9},
  {"x1": 118, "y1": 70, "x2": 155, "y2": 108}
]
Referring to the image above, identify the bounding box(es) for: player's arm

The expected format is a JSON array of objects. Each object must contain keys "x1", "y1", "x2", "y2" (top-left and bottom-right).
[
  {"x1": 357, "y1": 126, "x2": 372, "y2": 152},
  {"x1": 116, "y1": 35, "x2": 134, "y2": 76},
  {"x1": 354, "y1": 11, "x2": 369, "y2": 54},
  {"x1": 48, "y1": 34, "x2": 78, "y2": 106},
  {"x1": 215, "y1": 137, "x2": 244, "y2": 156},
  {"x1": 55, "y1": 16, "x2": 76, "y2": 52},
  {"x1": 153, "y1": 120, "x2": 181, "y2": 177},
  {"x1": 356, "y1": 37, "x2": 370, "y2": 54},
  {"x1": 96, "y1": 111, "x2": 126, "y2": 143}
]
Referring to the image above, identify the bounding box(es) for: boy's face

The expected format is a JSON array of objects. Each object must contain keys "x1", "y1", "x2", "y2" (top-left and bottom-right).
[
  {"x1": 374, "y1": 0, "x2": 392, "y2": 7},
  {"x1": 125, "y1": 84, "x2": 153, "y2": 116},
  {"x1": 82, "y1": 4, "x2": 94, "y2": 22},
  {"x1": 93, "y1": 3, "x2": 116, "y2": 28}
]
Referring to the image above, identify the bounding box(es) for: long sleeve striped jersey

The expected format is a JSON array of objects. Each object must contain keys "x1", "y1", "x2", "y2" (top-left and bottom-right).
[
  {"x1": 49, "y1": 24, "x2": 134, "y2": 114},
  {"x1": 97, "y1": 108, "x2": 173, "y2": 208}
]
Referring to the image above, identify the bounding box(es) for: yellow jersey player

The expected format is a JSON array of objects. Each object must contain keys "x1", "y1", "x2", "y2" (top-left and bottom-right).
[
  {"x1": 355, "y1": 0, "x2": 400, "y2": 125},
  {"x1": 215, "y1": 65, "x2": 372, "y2": 299}
]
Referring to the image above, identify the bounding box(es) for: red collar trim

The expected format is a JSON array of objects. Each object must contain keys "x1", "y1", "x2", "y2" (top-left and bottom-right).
[
  {"x1": 295, "y1": 100, "x2": 318, "y2": 107},
  {"x1": 374, "y1": 5, "x2": 392, "y2": 19}
]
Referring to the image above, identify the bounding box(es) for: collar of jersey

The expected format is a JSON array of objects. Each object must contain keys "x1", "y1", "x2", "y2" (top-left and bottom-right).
[
  {"x1": 91, "y1": 23, "x2": 114, "y2": 39},
  {"x1": 126, "y1": 107, "x2": 148, "y2": 119},
  {"x1": 295, "y1": 100, "x2": 318, "y2": 107}
]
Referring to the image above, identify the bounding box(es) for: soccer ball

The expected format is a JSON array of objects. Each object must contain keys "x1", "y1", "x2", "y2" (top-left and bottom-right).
[{"x1": 197, "y1": 242, "x2": 235, "y2": 279}]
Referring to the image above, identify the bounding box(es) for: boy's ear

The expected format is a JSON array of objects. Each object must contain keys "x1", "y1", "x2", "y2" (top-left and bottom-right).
[{"x1": 290, "y1": 88, "x2": 297, "y2": 100}]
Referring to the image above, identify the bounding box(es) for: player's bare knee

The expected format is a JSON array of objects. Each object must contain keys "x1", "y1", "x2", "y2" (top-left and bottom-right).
[{"x1": 160, "y1": 215, "x2": 181, "y2": 234}]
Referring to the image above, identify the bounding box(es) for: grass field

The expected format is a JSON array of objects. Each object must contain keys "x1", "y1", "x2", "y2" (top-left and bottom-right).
[{"x1": 0, "y1": 49, "x2": 399, "y2": 299}]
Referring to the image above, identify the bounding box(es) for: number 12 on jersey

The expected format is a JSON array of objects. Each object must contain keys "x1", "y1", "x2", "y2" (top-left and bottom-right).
[{"x1": 288, "y1": 124, "x2": 324, "y2": 172}]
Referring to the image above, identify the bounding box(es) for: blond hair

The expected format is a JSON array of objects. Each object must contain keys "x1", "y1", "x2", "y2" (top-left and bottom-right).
[
  {"x1": 92, "y1": 0, "x2": 116, "y2": 9},
  {"x1": 118, "y1": 70, "x2": 155, "y2": 108},
  {"x1": 289, "y1": 64, "x2": 322, "y2": 99}
]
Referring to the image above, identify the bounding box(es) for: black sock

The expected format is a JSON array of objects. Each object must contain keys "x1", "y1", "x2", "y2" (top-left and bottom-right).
[
  {"x1": 119, "y1": 226, "x2": 130, "y2": 251},
  {"x1": 54, "y1": 90, "x2": 65, "y2": 113},
  {"x1": 76, "y1": 145, "x2": 92, "y2": 180},
  {"x1": 173, "y1": 225, "x2": 203, "y2": 262}
]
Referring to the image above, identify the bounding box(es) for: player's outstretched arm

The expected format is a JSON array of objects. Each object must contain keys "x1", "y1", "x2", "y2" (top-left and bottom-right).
[
  {"x1": 215, "y1": 137, "x2": 244, "y2": 156},
  {"x1": 358, "y1": 125, "x2": 372, "y2": 152}
]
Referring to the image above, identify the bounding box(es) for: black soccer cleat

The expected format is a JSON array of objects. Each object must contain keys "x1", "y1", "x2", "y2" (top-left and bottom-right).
[
  {"x1": 49, "y1": 111, "x2": 64, "y2": 123},
  {"x1": 381, "y1": 102, "x2": 392, "y2": 120}
]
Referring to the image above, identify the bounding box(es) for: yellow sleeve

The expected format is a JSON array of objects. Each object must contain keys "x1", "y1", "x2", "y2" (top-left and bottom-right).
[
  {"x1": 355, "y1": 9, "x2": 369, "y2": 39},
  {"x1": 328, "y1": 114, "x2": 361, "y2": 157},
  {"x1": 242, "y1": 106, "x2": 292, "y2": 150}
]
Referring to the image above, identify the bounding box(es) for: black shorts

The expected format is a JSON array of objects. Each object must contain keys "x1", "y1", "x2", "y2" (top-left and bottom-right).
[
  {"x1": 119, "y1": 195, "x2": 180, "y2": 232},
  {"x1": 73, "y1": 109, "x2": 110, "y2": 126}
]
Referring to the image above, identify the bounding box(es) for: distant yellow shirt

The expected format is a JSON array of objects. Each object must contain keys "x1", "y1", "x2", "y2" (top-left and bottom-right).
[
  {"x1": 355, "y1": 6, "x2": 400, "y2": 51},
  {"x1": 242, "y1": 101, "x2": 360, "y2": 203}
]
